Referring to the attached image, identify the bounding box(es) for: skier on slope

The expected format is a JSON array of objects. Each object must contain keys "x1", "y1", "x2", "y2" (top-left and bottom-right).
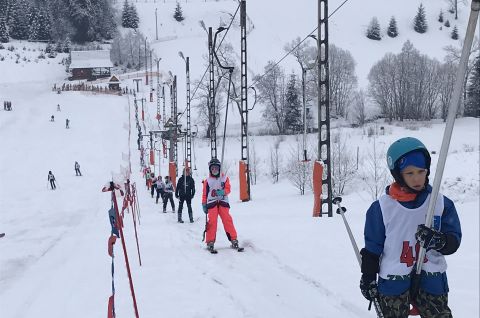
[
  {"x1": 57, "y1": 104, "x2": 61, "y2": 111},
  {"x1": 74, "y1": 161, "x2": 82, "y2": 176},
  {"x1": 360, "y1": 137, "x2": 461, "y2": 317},
  {"x1": 155, "y1": 176, "x2": 165, "y2": 204},
  {"x1": 48, "y1": 171, "x2": 56, "y2": 190},
  {"x1": 162, "y1": 176, "x2": 175, "y2": 213},
  {"x1": 175, "y1": 167, "x2": 195, "y2": 223},
  {"x1": 150, "y1": 174, "x2": 157, "y2": 198},
  {"x1": 202, "y1": 158, "x2": 240, "y2": 253}
]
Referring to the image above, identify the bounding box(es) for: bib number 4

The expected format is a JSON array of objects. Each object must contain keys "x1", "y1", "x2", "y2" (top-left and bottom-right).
[{"x1": 400, "y1": 241, "x2": 428, "y2": 267}]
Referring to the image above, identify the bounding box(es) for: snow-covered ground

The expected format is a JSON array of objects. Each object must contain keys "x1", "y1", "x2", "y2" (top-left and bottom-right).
[
  {"x1": 0, "y1": 46, "x2": 479, "y2": 318},
  {"x1": 0, "y1": 1, "x2": 479, "y2": 317}
]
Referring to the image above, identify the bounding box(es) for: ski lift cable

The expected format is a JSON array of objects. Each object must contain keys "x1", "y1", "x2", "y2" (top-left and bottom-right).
[
  {"x1": 187, "y1": 3, "x2": 241, "y2": 106},
  {"x1": 249, "y1": 0, "x2": 351, "y2": 89}
]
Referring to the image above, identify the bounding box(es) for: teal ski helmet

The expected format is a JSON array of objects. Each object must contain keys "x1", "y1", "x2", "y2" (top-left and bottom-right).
[{"x1": 387, "y1": 137, "x2": 431, "y2": 187}]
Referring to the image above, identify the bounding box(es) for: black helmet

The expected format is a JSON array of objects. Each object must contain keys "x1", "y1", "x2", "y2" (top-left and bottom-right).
[{"x1": 208, "y1": 158, "x2": 221, "y2": 176}]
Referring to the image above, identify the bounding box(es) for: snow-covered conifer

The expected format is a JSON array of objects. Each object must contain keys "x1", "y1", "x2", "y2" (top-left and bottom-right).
[{"x1": 413, "y1": 3, "x2": 428, "y2": 33}]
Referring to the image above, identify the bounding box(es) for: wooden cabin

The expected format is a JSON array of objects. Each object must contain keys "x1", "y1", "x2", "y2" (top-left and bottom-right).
[{"x1": 69, "y1": 50, "x2": 113, "y2": 81}]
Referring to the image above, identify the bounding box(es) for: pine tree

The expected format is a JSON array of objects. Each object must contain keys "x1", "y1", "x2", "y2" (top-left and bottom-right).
[
  {"x1": 465, "y1": 56, "x2": 480, "y2": 117},
  {"x1": 284, "y1": 73, "x2": 302, "y2": 134},
  {"x1": 35, "y1": 9, "x2": 52, "y2": 41},
  {"x1": 121, "y1": 0, "x2": 130, "y2": 28},
  {"x1": 130, "y1": 3, "x2": 139, "y2": 29},
  {"x1": 0, "y1": 17, "x2": 9, "y2": 43},
  {"x1": 438, "y1": 10, "x2": 444, "y2": 23},
  {"x1": 62, "y1": 37, "x2": 71, "y2": 53},
  {"x1": 8, "y1": 0, "x2": 29, "y2": 40},
  {"x1": 451, "y1": 25, "x2": 459, "y2": 40},
  {"x1": 444, "y1": 20, "x2": 450, "y2": 27},
  {"x1": 366, "y1": 17, "x2": 381, "y2": 40},
  {"x1": 413, "y1": 3, "x2": 428, "y2": 33},
  {"x1": 28, "y1": 8, "x2": 39, "y2": 41},
  {"x1": 387, "y1": 16, "x2": 399, "y2": 38},
  {"x1": 173, "y1": 2, "x2": 185, "y2": 22}
]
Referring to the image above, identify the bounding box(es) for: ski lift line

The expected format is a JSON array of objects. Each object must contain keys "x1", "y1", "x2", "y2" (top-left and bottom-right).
[
  {"x1": 248, "y1": 0, "x2": 351, "y2": 89},
  {"x1": 189, "y1": 3, "x2": 241, "y2": 104}
]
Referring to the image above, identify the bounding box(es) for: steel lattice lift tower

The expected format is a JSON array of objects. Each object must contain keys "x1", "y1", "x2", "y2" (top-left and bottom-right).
[
  {"x1": 315, "y1": 0, "x2": 333, "y2": 217},
  {"x1": 239, "y1": 0, "x2": 251, "y2": 201}
]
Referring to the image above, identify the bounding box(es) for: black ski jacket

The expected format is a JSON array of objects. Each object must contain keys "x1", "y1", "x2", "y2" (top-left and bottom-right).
[{"x1": 175, "y1": 175, "x2": 195, "y2": 199}]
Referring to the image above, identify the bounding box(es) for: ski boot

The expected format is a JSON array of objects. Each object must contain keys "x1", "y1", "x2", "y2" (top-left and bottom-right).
[
  {"x1": 207, "y1": 242, "x2": 217, "y2": 254},
  {"x1": 231, "y1": 239, "x2": 244, "y2": 252}
]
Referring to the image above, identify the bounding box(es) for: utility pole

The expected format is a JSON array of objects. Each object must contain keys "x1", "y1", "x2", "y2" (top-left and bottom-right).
[
  {"x1": 239, "y1": 0, "x2": 250, "y2": 201},
  {"x1": 155, "y1": 58, "x2": 162, "y2": 127},
  {"x1": 155, "y1": 8, "x2": 158, "y2": 40},
  {"x1": 179, "y1": 52, "x2": 192, "y2": 167},
  {"x1": 208, "y1": 27, "x2": 217, "y2": 159},
  {"x1": 144, "y1": 37, "x2": 148, "y2": 85}
]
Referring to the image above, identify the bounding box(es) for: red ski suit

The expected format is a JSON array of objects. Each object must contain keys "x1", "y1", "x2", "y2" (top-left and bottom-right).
[{"x1": 202, "y1": 173, "x2": 237, "y2": 244}]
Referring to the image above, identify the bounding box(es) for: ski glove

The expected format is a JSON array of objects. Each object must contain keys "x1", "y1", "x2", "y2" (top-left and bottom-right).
[
  {"x1": 202, "y1": 204, "x2": 208, "y2": 214},
  {"x1": 216, "y1": 189, "x2": 225, "y2": 197},
  {"x1": 360, "y1": 274, "x2": 378, "y2": 301},
  {"x1": 415, "y1": 224, "x2": 447, "y2": 251}
]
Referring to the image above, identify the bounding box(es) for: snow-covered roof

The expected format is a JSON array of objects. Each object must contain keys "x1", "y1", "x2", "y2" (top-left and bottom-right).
[{"x1": 69, "y1": 50, "x2": 113, "y2": 69}]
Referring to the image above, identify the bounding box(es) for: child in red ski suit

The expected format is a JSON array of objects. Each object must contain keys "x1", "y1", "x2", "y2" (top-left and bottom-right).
[{"x1": 202, "y1": 158, "x2": 239, "y2": 251}]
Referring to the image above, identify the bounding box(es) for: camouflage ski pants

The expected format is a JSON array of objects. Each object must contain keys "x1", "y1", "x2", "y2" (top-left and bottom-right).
[{"x1": 378, "y1": 289, "x2": 452, "y2": 318}]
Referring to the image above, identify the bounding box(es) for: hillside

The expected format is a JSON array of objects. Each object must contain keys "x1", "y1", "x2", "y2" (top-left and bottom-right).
[{"x1": 0, "y1": 1, "x2": 478, "y2": 317}]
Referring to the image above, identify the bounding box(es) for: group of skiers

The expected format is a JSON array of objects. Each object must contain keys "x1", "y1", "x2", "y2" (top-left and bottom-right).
[
  {"x1": 143, "y1": 158, "x2": 240, "y2": 253},
  {"x1": 47, "y1": 161, "x2": 82, "y2": 190},
  {"x1": 51, "y1": 104, "x2": 70, "y2": 128},
  {"x1": 144, "y1": 166, "x2": 196, "y2": 223},
  {"x1": 138, "y1": 136, "x2": 461, "y2": 314}
]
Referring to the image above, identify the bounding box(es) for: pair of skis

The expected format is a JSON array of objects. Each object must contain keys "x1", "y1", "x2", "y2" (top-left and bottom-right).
[{"x1": 208, "y1": 245, "x2": 244, "y2": 254}]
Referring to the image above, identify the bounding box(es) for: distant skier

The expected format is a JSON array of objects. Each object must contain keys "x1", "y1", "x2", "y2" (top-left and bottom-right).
[
  {"x1": 48, "y1": 171, "x2": 56, "y2": 190},
  {"x1": 175, "y1": 167, "x2": 195, "y2": 223},
  {"x1": 202, "y1": 159, "x2": 240, "y2": 253},
  {"x1": 74, "y1": 161, "x2": 82, "y2": 176},
  {"x1": 50, "y1": 115, "x2": 54, "y2": 122},
  {"x1": 162, "y1": 176, "x2": 175, "y2": 213},
  {"x1": 359, "y1": 137, "x2": 461, "y2": 317},
  {"x1": 57, "y1": 104, "x2": 61, "y2": 111},
  {"x1": 66, "y1": 118, "x2": 70, "y2": 129}
]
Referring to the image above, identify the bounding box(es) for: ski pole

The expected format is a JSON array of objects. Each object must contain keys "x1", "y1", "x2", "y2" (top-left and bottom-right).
[
  {"x1": 411, "y1": 0, "x2": 480, "y2": 300},
  {"x1": 332, "y1": 196, "x2": 384, "y2": 318}
]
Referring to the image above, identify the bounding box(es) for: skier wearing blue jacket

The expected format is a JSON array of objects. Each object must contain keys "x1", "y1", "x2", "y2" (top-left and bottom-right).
[{"x1": 360, "y1": 137, "x2": 461, "y2": 318}]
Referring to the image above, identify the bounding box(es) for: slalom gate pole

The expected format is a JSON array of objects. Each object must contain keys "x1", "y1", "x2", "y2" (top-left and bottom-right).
[
  {"x1": 411, "y1": 0, "x2": 480, "y2": 301},
  {"x1": 332, "y1": 197, "x2": 384, "y2": 318},
  {"x1": 107, "y1": 182, "x2": 140, "y2": 318}
]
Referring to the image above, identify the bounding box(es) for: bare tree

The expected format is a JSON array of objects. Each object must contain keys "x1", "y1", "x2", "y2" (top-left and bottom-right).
[
  {"x1": 444, "y1": 37, "x2": 479, "y2": 115},
  {"x1": 352, "y1": 89, "x2": 367, "y2": 126},
  {"x1": 438, "y1": 61, "x2": 457, "y2": 121},
  {"x1": 285, "y1": 136, "x2": 312, "y2": 195},
  {"x1": 361, "y1": 136, "x2": 390, "y2": 200},
  {"x1": 328, "y1": 45, "x2": 358, "y2": 118},
  {"x1": 331, "y1": 130, "x2": 357, "y2": 195},
  {"x1": 254, "y1": 61, "x2": 287, "y2": 134},
  {"x1": 269, "y1": 136, "x2": 283, "y2": 183},
  {"x1": 249, "y1": 136, "x2": 261, "y2": 185},
  {"x1": 369, "y1": 40, "x2": 444, "y2": 121}
]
